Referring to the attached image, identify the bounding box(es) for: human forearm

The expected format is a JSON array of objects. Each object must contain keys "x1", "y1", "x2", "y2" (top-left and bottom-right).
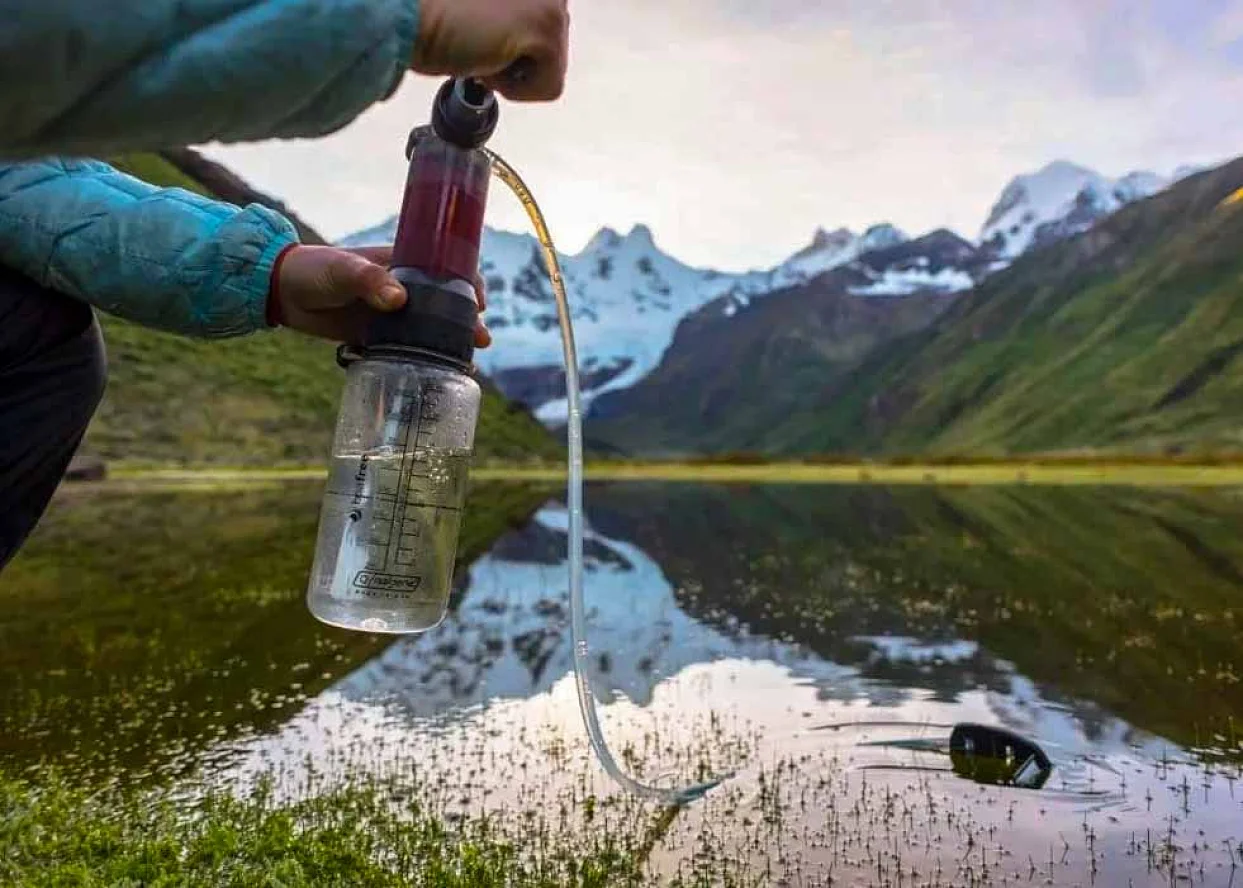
[
  {"x1": 0, "y1": 158, "x2": 295, "y2": 338},
  {"x1": 0, "y1": 0, "x2": 418, "y2": 159}
]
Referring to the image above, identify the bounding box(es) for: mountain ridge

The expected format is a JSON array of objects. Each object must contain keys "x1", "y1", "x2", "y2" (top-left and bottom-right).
[
  {"x1": 342, "y1": 157, "x2": 1194, "y2": 422},
  {"x1": 588, "y1": 155, "x2": 1243, "y2": 456},
  {"x1": 341, "y1": 214, "x2": 984, "y2": 422}
]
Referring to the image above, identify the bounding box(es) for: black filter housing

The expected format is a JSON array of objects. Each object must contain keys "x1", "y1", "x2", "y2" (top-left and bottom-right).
[{"x1": 362, "y1": 272, "x2": 477, "y2": 367}]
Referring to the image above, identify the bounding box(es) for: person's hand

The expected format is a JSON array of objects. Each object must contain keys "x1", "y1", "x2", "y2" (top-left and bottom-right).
[
  {"x1": 267, "y1": 244, "x2": 491, "y2": 347},
  {"x1": 411, "y1": 0, "x2": 570, "y2": 102}
]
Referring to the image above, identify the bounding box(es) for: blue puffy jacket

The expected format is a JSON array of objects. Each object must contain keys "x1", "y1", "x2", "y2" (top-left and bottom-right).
[{"x1": 0, "y1": 0, "x2": 420, "y2": 338}]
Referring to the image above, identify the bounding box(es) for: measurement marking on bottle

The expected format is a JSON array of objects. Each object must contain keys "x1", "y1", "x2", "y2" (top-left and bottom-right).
[
  {"x1": 323, "y1": 478, "x2": 459, "y2": 514},
  {"x1": 324, "y1": 488, "x2": 399, "y2": 502},
  {"x1": 353, "y1": 570, "x2": 422, "y2": 593},
  {"x1": 384, "y1": 402, "x2": 421, "y2": 570}
]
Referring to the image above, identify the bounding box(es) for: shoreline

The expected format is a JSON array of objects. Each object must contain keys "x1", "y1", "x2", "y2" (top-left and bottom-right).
[{"x1": 89, "y1": 461, "x2": 1243, "y2": 488}]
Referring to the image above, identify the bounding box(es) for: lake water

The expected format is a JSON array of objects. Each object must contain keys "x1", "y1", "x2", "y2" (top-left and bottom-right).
[{"x1": 3, "y1": 479, "x2": 1242, "y2": 885}]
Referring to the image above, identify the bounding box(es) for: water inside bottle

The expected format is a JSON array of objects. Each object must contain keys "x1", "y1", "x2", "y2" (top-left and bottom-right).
[{"x1": 307, "y1": 447, "x2": 473, "y2": 634}]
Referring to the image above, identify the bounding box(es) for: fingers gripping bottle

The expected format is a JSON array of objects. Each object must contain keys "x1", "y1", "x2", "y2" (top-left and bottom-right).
[{"x1": 307, "y1": 78, "x2": 497, "y2": 634}]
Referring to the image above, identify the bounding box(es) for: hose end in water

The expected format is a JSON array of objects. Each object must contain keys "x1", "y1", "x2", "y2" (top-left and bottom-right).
[{"x1": 671, "y1": 774, "x2": 733, "y2": 806}]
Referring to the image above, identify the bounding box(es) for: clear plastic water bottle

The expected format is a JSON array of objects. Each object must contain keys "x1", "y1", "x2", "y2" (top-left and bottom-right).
[{"x1": 306, "y1": 77, "x2": 498, "y2": 634}]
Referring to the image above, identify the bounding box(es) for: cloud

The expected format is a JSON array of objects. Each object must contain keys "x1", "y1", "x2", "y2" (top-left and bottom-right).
[{"x1": 206, "y1": 1, "x2": 1243, "y2": 272}]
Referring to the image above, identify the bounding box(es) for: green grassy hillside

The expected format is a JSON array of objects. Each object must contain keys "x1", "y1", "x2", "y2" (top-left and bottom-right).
[
  {"x1": 586, "y1": 269, "x2": 956, "y2": 456},
  {"x1": 86, "y1": 153, "x2": 559, "y2": 466},
  {"x1": 762, "y1": 157, "x2": 1243, "y2": 456}
]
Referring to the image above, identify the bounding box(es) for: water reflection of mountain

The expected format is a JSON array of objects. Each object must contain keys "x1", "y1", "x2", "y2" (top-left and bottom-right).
[
  {"x1": 11, "y1": 478, "x2": 1236, "y2": 780},
  {"x1": 592, "y1": 483, "x2": 1243, "y2": 759},
  {"x1": 338, "y1": 483, "x2": 1243, "y2": 764},
  {"x1": 340, "y1": 505, "x2": 862, "y2": 712},
  {"x1": 339, "y1": 503, "x2": 1091, "y2": 745}
]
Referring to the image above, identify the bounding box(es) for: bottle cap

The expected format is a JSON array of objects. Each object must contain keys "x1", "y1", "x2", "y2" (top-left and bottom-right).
[{"x1": 430, "y1": 78, "x2": 499, "y2": 150}]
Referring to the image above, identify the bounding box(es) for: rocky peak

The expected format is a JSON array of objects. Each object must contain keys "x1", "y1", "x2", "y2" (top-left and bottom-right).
[
  {"x1": 860, "y1": 223, "x2": 908, "y2": 251},
  {"x1": 625, "y1": 223, "x2": 657, "y2": 249},
  {"x1": 583, "y1": 226, "x2": 623, "y2": 252}
]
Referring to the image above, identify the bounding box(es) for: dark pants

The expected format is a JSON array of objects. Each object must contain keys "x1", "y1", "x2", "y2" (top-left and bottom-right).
[{"x1": 0, "y1": 268, "x2": 107, "y2": 572}]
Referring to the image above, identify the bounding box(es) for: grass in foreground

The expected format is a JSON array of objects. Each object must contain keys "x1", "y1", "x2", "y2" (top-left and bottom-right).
[{"x1": 0, "y1": 771, "x2": 655, "y2": 888}]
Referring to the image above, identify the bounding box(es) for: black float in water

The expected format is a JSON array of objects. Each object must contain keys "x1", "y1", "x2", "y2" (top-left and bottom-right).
[{"x1": 949, "y1": 722, "x2": 1053, "y2": 789}]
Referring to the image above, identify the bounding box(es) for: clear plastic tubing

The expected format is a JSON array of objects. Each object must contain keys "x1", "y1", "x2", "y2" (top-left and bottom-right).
[{"x1": 483, "y1": 148, "x2": 732, "y2": 806}]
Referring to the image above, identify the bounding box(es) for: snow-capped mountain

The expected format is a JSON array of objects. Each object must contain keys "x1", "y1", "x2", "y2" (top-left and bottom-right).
[
  {"x1": 341, "y1": 217, "x2": 975, "y2": 421},
  {"x1": 978, "y1": 160, "x2": 1195, "y2": 263},
  {"x1": 847, "y1": 229, "x2": 983, "y2": 296},
  {"x1": 777, "y1": 223, "x2": 907, "y2": 284},
  {"x1": 341, "y1": 218, "x2": 978, "y2": 420},
  {"x1": 341, "y1": 157, "x2": 1197, "y2": 422}
]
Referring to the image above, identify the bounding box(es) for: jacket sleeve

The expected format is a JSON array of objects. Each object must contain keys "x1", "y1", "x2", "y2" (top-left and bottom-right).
[
  {"x1": 0, "y1": 0, "x2": 418, "y2": 159},
  {"x1": 0, "y1": 158, "x2": 296, "y2": 338}
]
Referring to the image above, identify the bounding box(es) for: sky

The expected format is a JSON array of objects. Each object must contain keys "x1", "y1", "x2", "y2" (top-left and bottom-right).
[{"x1": 205, "y1": 0, "x2": 1243, "y2": 272}]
